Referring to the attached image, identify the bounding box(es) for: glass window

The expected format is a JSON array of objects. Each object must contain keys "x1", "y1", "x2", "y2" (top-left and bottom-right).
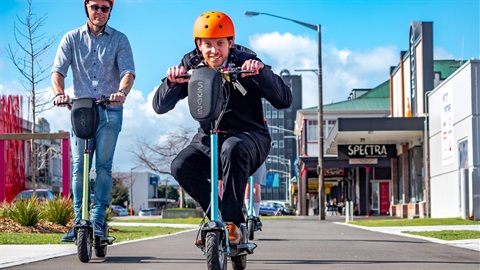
[
  {"x1": 397, "y1": 154, "x2": 403, "y2": 204},
  {"x1": 279, "y1": 111, "x2": 284, "y2": 118},
  {"x1": 279, "y1": 141, "x2": 284, "y2": 148},
  {"x1": 307, "y1": 120, "x2": 318, "y2": 142},
  {"x1": 409, "y1": 146, "x2": 423, "y2": 202},
  {"x1": 324, "y1": 120, "x2": 337, "y2": 138}
]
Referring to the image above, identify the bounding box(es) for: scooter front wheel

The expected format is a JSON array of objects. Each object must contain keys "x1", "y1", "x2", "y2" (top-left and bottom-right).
[
  {"x1": 206, "y1": 231, "x2": 227, "y2": 270},
  {"x1": 247, "y1": 219, "x2": 255, "y2": 241},
  {"x1": 77, "y1": 227, "x2": 92, "y2": 263}
]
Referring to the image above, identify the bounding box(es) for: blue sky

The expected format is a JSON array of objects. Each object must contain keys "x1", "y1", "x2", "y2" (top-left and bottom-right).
[{"x1": 1, "y1": 0, "x2": 479, "y2": 171}]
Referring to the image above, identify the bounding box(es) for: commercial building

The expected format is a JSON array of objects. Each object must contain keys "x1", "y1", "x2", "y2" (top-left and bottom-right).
[{"x1": 294, "y1": 21, "x2": 479, "y2": 220}]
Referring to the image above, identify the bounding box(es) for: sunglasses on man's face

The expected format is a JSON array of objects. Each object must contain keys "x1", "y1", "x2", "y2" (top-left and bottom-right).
[{"x1": 87, "y1": 4, "x2": 111, "y2": 13}]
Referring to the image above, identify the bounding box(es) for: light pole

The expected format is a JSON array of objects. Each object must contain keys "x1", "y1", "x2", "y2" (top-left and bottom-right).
[
  {"x1": 245, "y1": 11, "x2": 325, "y2": 220},
  {"x1": 130, "y1": 165, "x2": 141, "y2": 216}
]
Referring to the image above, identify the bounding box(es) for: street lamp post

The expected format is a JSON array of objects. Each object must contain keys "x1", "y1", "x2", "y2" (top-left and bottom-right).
[{"x1": 245, "y1": 11, "x2": 325, "y2": 220}]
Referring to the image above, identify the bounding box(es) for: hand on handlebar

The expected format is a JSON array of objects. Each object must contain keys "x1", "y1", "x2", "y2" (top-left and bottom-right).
[
  {"x1": 109, "y1": 92, "x2": 126, "y2": 106},
  {"x1": 240, "y1": 59, "x2": 264, "y2": 78},
  {"x1": 54, "y1": 95, "x2": 71, "y2": 110},
  {"x1": 168, "y1": 66, "x2": 190, "y2": 86}
]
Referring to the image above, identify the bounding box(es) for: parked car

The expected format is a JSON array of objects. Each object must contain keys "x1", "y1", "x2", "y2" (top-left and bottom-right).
[
  {"x1": 266, "y1": 200, "x2": 295, "y2": 216},
  {"x1": 110, "y1": 205, "x2": 129, "y2": 216},
  {"x1": 259, "y1": 202, "x2": 280, "y2": 216},
  {"x1": 13, "y1": 189, "x2": 56, "y2": 202},
  {"x1": 138, "y1": 207, "x2": 160, "y2": 216}
]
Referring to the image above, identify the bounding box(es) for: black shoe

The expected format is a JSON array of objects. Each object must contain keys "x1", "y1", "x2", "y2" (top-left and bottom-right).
[
  {"x1": 255, "y1": 217, "x2": 263, "y2": 231},
  {"x1": 93, "y1": 220, "x2": 104, "y2": 237},
  {"x1": 61, "y1": 228, "x2": 75, "y2": 242}
]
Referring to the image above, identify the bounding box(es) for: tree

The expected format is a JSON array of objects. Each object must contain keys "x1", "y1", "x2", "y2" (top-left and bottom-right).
[
  {"x1": 111, "y1": 176, "x2": 129, "y2": 207},
  {"x1": 6, "y1": 0, "x2": 58, "y2": 192},
  {"x1": 130, "y1": 126, "x2": 195, "y2": 208}
]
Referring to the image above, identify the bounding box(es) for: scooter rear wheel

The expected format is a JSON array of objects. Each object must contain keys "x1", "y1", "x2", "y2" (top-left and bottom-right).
[
  {"x1": 77, "y1": 227, "x2": 92, "y2": 263},
  {"x1": 231, "y1": 254, "x2": 247, "y2": 270},
  {"x1": 94, "y1": 222, "x2": 109, "y2": 257},
  {"x1": 206, "y1": 231, "x2": 227, "y2": 270}
]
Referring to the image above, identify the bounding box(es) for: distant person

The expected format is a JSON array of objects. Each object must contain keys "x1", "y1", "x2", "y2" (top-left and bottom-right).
[
  {"x1": 245, "y1": 162, "x2": 266, "y2": 219},
  {"x1": 245, "y1": 119, "x2": 270, "y2": 224},
  {"x1": 52, "y1": 0, "x2": 135, "y2": 242}
]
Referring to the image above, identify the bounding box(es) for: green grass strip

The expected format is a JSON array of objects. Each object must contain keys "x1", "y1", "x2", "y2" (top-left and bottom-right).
[
  {"x1": 0, "y1": 226, "x2": 188, "y2": 245},
  {"x1": 348, "y1": 217, "x2": 480, "y2": 227},
  {"x1": 404, "y1": 230, "x2": 480, "y2": 241}
]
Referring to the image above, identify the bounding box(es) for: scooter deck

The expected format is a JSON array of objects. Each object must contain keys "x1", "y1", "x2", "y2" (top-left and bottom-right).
[
  {"x1": 95, "y1": 236, "x2": 115, "y2": 246},
  {"x1": 229, "y1": 242, "x2": 257, "y2": 256}
]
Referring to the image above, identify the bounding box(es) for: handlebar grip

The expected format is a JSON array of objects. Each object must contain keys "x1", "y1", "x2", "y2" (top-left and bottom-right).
[
  {"x1": 175, "y1": 73, "x2": 191, "y2": 79},
  {"x1": 54, "y1": 101, "x2": 71, "y2": 106}
]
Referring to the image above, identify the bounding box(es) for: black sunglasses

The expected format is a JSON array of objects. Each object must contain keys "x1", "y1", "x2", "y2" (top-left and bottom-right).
[{"x1": 87, "y1": 4, "x2": 111, "y2": 13}]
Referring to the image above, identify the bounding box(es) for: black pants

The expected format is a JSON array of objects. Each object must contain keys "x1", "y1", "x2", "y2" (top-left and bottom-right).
[{"x1": 171, "y1": 131, "x2": 270, "y2": 227}]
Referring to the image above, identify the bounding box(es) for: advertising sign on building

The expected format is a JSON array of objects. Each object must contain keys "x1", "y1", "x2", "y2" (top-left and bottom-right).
[{"x1": 441, "y1": 86, "x2": 454, "y2": 165}]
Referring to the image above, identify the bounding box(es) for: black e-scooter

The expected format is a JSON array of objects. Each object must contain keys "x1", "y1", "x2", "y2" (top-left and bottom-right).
[{"x1": 57, "y1": 96, "x2": 116, "y2": 263}]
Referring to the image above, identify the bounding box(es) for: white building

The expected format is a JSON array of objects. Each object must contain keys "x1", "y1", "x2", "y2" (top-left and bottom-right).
[
  {"x1": 427, "y1": 60, "x2": 480, "y2": 219},
  {"x1": 115, "y1": 171, "x2": 178, "y2": 214}
]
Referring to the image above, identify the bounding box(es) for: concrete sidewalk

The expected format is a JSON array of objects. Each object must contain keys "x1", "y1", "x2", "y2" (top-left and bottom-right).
[
  {"x1": 1, "y1": 218, "x2": 478, "y2": 269},
  {"x1": 0, "y1": 222, "x2": 198, "y2": 269},
  {"x1": 340, "y1": 223, "x2": 480, "y2": 252}
]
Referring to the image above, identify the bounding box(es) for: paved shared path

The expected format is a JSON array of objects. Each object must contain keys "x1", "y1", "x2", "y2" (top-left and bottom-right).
[{"x1": 1, "y1": 216, "x2": 479, "y2": 269}]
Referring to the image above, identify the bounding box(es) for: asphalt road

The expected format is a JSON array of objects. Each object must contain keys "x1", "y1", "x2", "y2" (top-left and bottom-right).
[{"x1": 5, "y1": 216, "x2": 480, "y2": 270}]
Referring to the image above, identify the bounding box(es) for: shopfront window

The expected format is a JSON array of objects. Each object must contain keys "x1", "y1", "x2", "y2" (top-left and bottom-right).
[
  {"x1": 397, "y1": 154, "x2": 403, "y2": 204},
  {"x1": 307, "y1": 120, "x2": 318, "y2": 142},
  {"x1": 409, "y1": 146, "x2": 423, "y2": 202}
]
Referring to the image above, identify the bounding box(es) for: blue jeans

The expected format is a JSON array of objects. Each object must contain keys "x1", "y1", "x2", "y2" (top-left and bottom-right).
[{"x1": 71, "y1": 105, "x2": 123, "y2": 224}]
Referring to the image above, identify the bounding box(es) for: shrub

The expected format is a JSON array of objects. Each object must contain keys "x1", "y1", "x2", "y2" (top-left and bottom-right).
[
  {"x1": 9, "y1": 196, "x2": 43, "y2": 226},
  {"x1": 42, "y1": 197, "x2": 74, "y2": 226},
  {"x1": 105, "y1": 207, "x2": 114, "y2": 222},
  {"x1": 0, "y1": 201, "x2": 12, "y2": 218}
]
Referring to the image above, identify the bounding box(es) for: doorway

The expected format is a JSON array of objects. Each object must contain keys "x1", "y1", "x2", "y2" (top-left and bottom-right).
[{"x1": 371, "y1": 180, "x2": 390, "y2": 215}]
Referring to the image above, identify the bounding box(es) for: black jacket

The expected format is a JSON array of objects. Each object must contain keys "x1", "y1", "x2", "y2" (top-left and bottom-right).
[{"x1": 153, "y1": 45, "x2": 292, "y2": 132}]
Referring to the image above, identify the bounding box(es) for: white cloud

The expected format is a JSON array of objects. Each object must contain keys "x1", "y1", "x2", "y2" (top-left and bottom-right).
[
  {"x1": 248, "y1": 32, "x2": 398, "y2": 106},
  {"x1": 434, "y1": 46, "x2": 454, "y2": 60}
]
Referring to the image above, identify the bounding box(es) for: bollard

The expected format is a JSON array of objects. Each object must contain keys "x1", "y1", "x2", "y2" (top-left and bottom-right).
[
  {"x1": 460, "y1": 168, "x2": 469, "y2": 219},
  {"x1": 345, "y1": 201, "x2": 353, "y2": 222},
  {"x1": 345, "y1": 201, "x2": 350, "y2": 222}
]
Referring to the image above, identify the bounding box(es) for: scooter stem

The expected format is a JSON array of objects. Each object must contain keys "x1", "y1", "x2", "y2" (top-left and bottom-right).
[
  {"x1": 82, "y1": 140, "x2": 90, "y2": 221},
  {"x1": 210, "y1": 131, "x2": 219, "y2": 221},
  {"x1": 248, "y1": 176, "x2": 254, "y2": 216}
]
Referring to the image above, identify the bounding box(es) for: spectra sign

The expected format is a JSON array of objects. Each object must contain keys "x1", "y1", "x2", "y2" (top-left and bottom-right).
[{"x1": 338, "y1": 144, "x2": 396, "y2": 159}]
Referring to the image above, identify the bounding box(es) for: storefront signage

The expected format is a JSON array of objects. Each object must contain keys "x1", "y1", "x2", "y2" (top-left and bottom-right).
[
  {"x1": 324, "y1": 167, "x2": 344, "y2": 177},
  {"x1": 409, "y1": 23, "x2": 418, "y2": 102},
  {"x1": 338, "y1": 144, "x2": 396, "y2": 159}
]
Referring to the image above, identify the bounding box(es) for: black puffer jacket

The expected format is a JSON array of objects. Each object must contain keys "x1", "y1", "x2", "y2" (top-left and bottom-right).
[{"x1": 153, "y1": 45, "x2": 292, "y2": 134}]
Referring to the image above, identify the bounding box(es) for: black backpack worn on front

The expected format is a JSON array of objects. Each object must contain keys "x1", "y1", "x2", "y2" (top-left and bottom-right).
[
  {"x1": 187, "y1": 67, "x2": 225, "y2": 125},
  {"x1": 71, "y1": 98, "x2": 99, "y2": 139}
]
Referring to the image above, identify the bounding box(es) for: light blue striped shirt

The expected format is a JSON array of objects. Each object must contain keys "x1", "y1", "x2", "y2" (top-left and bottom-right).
[{"x1": 52, "y1": 24, "x2": 135, "y2": 98}]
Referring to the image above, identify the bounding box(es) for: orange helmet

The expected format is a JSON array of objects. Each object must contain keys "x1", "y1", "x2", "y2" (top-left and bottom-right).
[{"x1": 193, "y1": 11, "x2": 234, "y2": 41}]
